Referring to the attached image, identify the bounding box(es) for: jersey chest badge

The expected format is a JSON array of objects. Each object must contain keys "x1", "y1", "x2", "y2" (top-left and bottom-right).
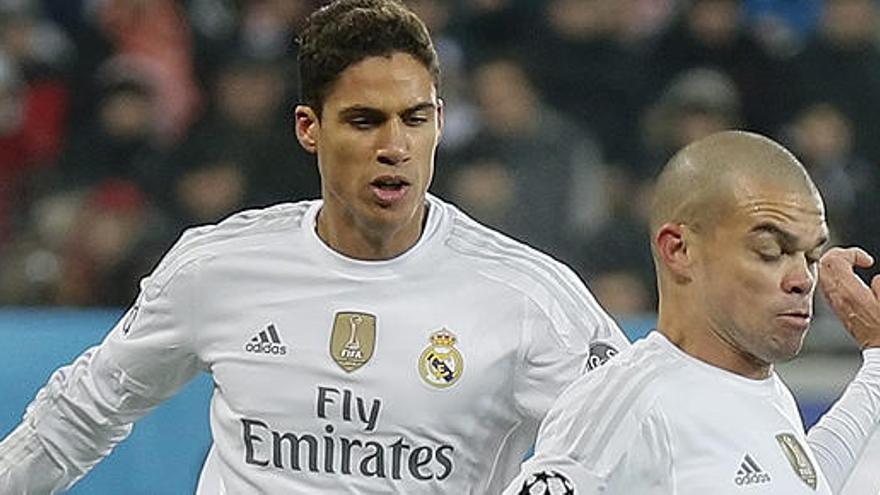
[
  {"x1": 776, "y1": 433, "x2": 817, "y2": 490},
  {"x1": 330, "y1": 312, "x2": 376, "y2": 372},
  {"x1": 418, "y1": 329, "x2": 464, "y2": 388}
]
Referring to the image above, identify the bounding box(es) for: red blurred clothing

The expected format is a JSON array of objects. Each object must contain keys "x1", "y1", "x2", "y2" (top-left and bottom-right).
[
  {"x1": 0, "y1": 79, "x2": 68, "y2": 241},
  {"x1": 98, "y1": 0, "x2": 202, "y2": 143}
]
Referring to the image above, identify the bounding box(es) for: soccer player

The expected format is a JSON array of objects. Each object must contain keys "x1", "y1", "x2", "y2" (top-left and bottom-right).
[
  {"x1": 504, "y1": 131, "x2": 880, "y2": 494},
  {"x1": 0, "y1": 1, "x2": 628, "y2": 493}
]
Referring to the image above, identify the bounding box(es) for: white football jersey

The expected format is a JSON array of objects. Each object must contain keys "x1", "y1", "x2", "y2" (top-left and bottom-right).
[
  {"x1": 0, "y1": 195, "x2": 627, "y2": 494},
  {"x1": 505, "y1": 331, "x2": 832, "y2": 495}
]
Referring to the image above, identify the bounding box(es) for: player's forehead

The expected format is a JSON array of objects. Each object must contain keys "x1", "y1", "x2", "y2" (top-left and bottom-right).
[
  {"x1": 323, "y1": 52, "x2": 437, "y2": 114},
  {"x1": 727, "y1": 180, "x2": 828, "y2": 245}
]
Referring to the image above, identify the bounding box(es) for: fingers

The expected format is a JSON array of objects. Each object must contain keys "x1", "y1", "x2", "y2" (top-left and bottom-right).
[
  {"x1": 821, "y1": 246, "x2": 874, "y2": 271},
  {"x1": 820, "y1": 247, "x2": 880, "y2": 349},
  {"x1": 819, "y1": 246, "x2": 873, "y2": 316},
  {"x1": 853, "y1": 248, "x2": 875, "y2": 268}
]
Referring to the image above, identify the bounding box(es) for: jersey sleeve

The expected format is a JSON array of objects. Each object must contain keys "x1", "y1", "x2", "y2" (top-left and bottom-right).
[
  {"x1": 502, "y1": 455, "x2": 605, "y2": 495},
  {"x1": 504, "y1": 378, "x2": 672, "y2": 495},
  {"x1": 807, "y1": 348, "x2": 880, "y2": 493},
  {"x1": 0, "y1": 256, "x2": 205, "y2": 494},
  {"x1": 513, "y1": 289, "x2": 630, "y2": 420}
]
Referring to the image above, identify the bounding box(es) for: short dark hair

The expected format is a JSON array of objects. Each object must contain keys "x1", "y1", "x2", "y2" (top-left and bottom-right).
[{"x1": 297, "y1": 0, "x2": 440, "y2": 116}]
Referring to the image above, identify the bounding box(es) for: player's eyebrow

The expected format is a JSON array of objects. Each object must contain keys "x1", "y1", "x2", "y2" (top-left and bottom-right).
[
  {"x1": 338, "y1": 105, "x2": 387, "y2": 120},
  {"x1": 338, "y1": 101, "x2": 437, "y2": 119},
  {"x1": 751, "y1": 222, "x2": 828, "y2": 251},
  {"x1": 401, "y1": 101, "x2": 437, "y2": 115},
  {"x1": 751, "y1": 223, "x2": 795, "y2": 245}
]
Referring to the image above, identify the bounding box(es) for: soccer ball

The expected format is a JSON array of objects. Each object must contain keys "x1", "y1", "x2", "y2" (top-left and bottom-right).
[{"x1": 518, "y1": 470, "x2": 575, "y2": 495}]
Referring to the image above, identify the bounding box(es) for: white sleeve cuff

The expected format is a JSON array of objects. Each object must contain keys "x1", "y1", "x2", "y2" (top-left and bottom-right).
[{"x1": 861, "y1": 347, "x2": 880, "y2": 365}]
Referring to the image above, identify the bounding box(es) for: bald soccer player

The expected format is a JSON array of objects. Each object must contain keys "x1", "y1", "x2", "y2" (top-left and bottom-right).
[{"x1": 504, "y1": 131, "x2": 880, "y2": 494}]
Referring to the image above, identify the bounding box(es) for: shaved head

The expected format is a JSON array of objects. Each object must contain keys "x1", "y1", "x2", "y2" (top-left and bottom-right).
[
  {"x1": 650, "y1": 130, "x2": 829, "y2": 379},
  {"x1": 650, "y1": 131, "x2": 820, "y2": 237}
]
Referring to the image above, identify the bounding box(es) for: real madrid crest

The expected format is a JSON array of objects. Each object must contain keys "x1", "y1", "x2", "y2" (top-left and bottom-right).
[
  {"x1": 776, "y1": 433, "x2": 817, "y2": 490},
  {"x1": 330, "y1": 312, "x2": 376, "y2": 373},
  {"x1": 418, "y1": 329, "x2": 464, "y2": 388}
]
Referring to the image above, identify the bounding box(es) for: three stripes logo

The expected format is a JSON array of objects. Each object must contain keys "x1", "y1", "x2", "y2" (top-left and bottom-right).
[
  {"x1": 734, "y1": 454, "x2": 771, "y2": 486},
  {"x1": 244, "y1": 323, "x2": 288, "y2": 355}
]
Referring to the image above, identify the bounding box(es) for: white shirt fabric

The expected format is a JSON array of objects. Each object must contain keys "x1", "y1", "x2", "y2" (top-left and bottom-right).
[
  {"x1": 0, "y1": 195, "x2": 628, "y2": 494},
  {"x1": 504, "y1": 331, "x2": 880, "y2": 495}
]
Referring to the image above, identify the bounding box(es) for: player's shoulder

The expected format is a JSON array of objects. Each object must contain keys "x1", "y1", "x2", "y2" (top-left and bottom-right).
[
  {"x1": 434, "y1": 196, "x2": 619, "y2": 342},
  {"x1": 538, "y1": 334, "x2": 685, "y2": 464},
  {"x1": 555, "y1": 333, "x2": 686, "y2": 422},
  {"x1": 438, "y1": 197, "x2": 599, "y2": 307},
  {"x1": 148, "y1": 200, "x2": 315, "y2": 288},
  {"x1": 437, "y1": 197, "x2": 565, "y2": 270}
]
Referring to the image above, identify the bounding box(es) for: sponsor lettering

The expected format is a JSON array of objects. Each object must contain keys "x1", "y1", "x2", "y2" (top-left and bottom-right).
[
  {"x1": 240, "y1": 385, "x2": 455, "y2": 482},
  {"x1": 317, "y1": 386, "x2": 380, "y2": 432},
  {"x1": 241, "y1": 418, "x2": 454, "y2": 481}
]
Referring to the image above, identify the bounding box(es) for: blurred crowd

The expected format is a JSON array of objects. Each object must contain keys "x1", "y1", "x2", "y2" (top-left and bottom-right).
[{"x1": 1, "y1": 0, "x2": 879, "y2": 316}]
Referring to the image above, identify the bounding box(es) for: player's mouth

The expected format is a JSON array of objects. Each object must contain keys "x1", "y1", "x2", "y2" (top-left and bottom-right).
[
  {"x1": 370, "y1": 176, "x2": 411, "y2": 205},
  {"x1": 776, "y1": 310, "x2": 811, "y2": 332}
]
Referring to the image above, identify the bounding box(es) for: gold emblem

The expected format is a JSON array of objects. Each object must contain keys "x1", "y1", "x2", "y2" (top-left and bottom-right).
[
  {"x1": 418, "y1": 329, "x2": 463, "y2": 388},
  {"x1": 776, "y1": 433, "x2": 817, "y2": 490},
  {"x1": 330, "y1": 312, "x2": 376, "y2": 372}
]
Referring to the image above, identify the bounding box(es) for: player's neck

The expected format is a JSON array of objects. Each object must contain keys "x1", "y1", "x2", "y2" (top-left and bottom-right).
[
  {"x1": 658, "y1": 316, "x2": 772, "y2": 380},
  {"x1": 315, "y1": 206, "x2": 427, "y2": 261}
]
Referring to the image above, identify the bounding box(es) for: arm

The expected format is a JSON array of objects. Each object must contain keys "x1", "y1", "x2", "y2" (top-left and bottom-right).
[
  {"x1": 807, "y1": 247, "x2": 880, "y2": 493},
  {"x1": 0, "y1": 260, "x2": 204, "y2": 494},
  {"x1": 504, "y1": 382, "x2": 671, "y2": 495},
  {"x1": 502, "y1": 455, "x2": 605, "y2": 495}
]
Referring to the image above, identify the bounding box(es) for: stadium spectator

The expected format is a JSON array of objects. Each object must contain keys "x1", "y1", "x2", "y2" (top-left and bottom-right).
[
  {"x1": 56, "y1": 65, "x2": 168, "y2": 196},
  {"x1": 639, "y1": 67, "x2": 742, "y2": 179},
  {"x1": 789, "y1": 0, "x2": 880, "y2": 166},
  {"x1": 645, "y1": 0, "x2": 787, "y2": 133},
  {"x1": 783, "y1": 102, "x2": 878, "y2": 253},
  {"x1": 444, "y1": 55, "x2": 612, "y2": 262},
  {"x1": 94, "y1": 0, "x2": 201, "y2": 143},
  {"x1": 172, "y1": 57, "x2": 318, "y2": 211},
  {"x1": 0, "y1": 6, "x2": 71, "y2": 244},
  {"x1": 54, "y1": 178, "x2": 164, "y2": 307},
  {"x1": 523, "y1": 0, "x2": 647, "y2": 165}
]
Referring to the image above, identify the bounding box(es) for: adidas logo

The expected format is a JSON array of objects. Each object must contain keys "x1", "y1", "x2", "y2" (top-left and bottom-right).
[
  {"x1": 734, "y1": 454, "x2": 771, "y2": 486},
  {"x1": 244, "y1": 324, "x2": 288, "y2": 355}
]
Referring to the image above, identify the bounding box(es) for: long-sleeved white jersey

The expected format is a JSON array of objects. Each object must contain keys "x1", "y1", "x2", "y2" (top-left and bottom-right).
[
  {"x1": 0, "y1": 195, "x2": 628, "y2": 494},
  {"x1": 504, "y1": 331, "x2": 880, "y2": 494}
]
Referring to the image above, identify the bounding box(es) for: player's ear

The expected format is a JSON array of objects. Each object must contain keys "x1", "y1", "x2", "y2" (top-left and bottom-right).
[
  {"x1": 656, "y1": 222, "x2": 693, "y2": 282},
  {"x1": 295, "y1": 105, "x2": 319, "y2": 154}
]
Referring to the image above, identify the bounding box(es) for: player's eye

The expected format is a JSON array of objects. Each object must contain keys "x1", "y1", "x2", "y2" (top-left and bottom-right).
[
  {"x1": 404, "y1": 113, "x2": 429, "y2": 126},
  {"x1": 755, "y1": 246, "x2": 782, "y2": 262},
  {"x1": 758, "y1": 252, "x2": 781, "y2": 262},
  {"x1": 349, "y1": 117, "x2": 379, "y2": 129}
]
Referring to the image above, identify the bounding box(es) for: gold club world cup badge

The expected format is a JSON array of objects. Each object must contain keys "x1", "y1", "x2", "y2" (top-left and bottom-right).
[
  {"x1": 776, "y1": 433, "x2": 818, "y2": 490},
  {"x1": 330, "y1": 312, "x2": 376, "y2": 373},
  {"x1": 418, "y1": 329, "x2": 463, "y2": 388}
]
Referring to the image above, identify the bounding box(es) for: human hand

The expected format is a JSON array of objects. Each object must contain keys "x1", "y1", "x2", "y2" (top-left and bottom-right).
[{"x1": 819, "y1": 247, "x2": 880, "y2": 349}]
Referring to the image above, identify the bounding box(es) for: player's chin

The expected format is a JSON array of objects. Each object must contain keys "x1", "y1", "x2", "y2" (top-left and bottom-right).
[
  {"x1": 767, "y1": 334, "x2": 807, "y2": 363},
  {"x1": 363, "y1": 200, "x2": 422, "y2": 230}
]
